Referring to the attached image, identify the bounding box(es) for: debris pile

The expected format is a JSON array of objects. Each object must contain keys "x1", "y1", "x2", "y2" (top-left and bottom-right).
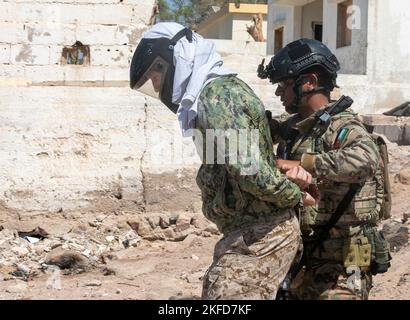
[{"x1": 0, "y1": 211, "x2": 219, "y2": 283}]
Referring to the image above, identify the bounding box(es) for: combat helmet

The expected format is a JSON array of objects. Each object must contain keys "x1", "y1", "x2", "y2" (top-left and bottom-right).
[{"x1": 258, "y1": 38, "x2": 340, "y2": 113}]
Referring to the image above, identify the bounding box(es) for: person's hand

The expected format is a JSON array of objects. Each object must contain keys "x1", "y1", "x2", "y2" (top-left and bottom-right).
[
  {"x1": 276, "y1": 159, "x2": 301, "y2": 172},
  {"x1": 284, "y1": 165, "x2": 312, "y2": 190},
  {"x1": 302, "y1": 192, "x2": 316, "y2": 207}
]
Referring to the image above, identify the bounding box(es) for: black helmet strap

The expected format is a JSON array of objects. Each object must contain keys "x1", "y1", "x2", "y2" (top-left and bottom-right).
[
  {"x1": 289, "y1": 75, "x2": 333, "y2": 114},
  {"x1": 170, "y1": 28, "x2": 193, "y2": 46},
  {"x1": 160, "y1": 28, "x2": 193, "y2": 114}
]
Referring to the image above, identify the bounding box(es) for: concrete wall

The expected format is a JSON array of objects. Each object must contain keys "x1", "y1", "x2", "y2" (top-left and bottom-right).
[
  {"x1": 262, "y1": 75, "x2": 410, "y2": 117},
  {"x1": 268, "y1": 0, "x2": 368, "y2": 74},
  {"x1": 198, "y1": 14, "x2": 268, "y2": 42},
  {"x1": 0, "y1": 1, "x2": 273, "y2": 214},
  {"x1": 323, "y1": 0, "x2": 368, "y2": 75},
  {"x1": 199, "y1": 15, "x2": 233, "y2": 40},
  {"x1": 0, "y1": 0, "x2": 157, "y2": 213},
  {"x1": 334, "y1": 0, "x2": 410, "y2": 110},
  {"x1": 301, "y1": 0, "x2": 323, "y2": 39},
  {"x1": 266, "y1": 0, "x2": 410, "y2": 113},
  {"x1": 366, "y1": 0, "x2": 410, "y2": 84},
  {"x1": 267, "y1": 1, "x2": 311, "y2": 54},
  {"x1": 232, "y1": 14, "x2": 268, "y2": 41}
]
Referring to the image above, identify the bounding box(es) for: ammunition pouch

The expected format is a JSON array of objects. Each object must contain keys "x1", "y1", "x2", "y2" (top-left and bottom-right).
[
  {"x1": 363, "y1": 226, "x2": 392, "y2": 275},
  {"x1": 342, "y1": 235, "x2": 372, "y2": 269}
]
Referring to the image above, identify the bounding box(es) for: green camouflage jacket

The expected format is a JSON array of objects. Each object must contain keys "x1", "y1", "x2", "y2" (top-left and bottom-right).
[{"x1": 194, "y1": 75, "x2": 301, "y2": 234}]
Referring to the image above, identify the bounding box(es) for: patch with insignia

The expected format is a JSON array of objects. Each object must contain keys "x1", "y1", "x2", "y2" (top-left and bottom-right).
[{"x1": 334, "y1": 127, "x2": 350, "y2": 149}]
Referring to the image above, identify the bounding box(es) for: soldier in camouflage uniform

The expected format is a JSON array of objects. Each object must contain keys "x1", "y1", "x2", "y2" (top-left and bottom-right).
[
  {"x1": 130, "y1": 23, "x2": 316, "y2": 299},
  {"x1": 258, "y1": 39, "x2": 386, "y2": 300}
]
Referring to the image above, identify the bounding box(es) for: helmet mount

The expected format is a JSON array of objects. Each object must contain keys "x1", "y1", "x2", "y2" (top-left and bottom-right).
[{"x1": 258, "y1": 39, "x2": 340, "y2": 114}]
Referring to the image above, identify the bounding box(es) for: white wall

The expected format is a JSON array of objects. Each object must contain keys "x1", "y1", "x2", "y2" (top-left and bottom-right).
[
  {"x1": 269, "y1": 0, "x2": 368, "y2": 73},
  {"x1": 267, "y1": 1, "x2": 295, "y2": 54},
  {"x1": 323, "y1": 0, "x2": 368, "y2": 74},
  {"x1": 366, "y1": 0, "x2": 410, "y2": 84},
  {"x1": 301, "y1": 0, "x2": 323, "y2": 39},
  {"x1": 0, "y1": 0, "x2": 160, "y2": 213},
  {"x1": 231, "y1": 14, "x2": 268, "y2": 41},
  {"x1": 199, "y1": 13, "x2": 268, "y2": 42},
  {"x1": 198, "y1": 16, "x2": 233, "y2": 40},
  {"x1": 0, "y1": 1, "x2": 273, "y2": 214}
]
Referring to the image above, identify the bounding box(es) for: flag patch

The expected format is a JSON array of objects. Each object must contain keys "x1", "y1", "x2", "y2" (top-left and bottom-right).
[{"x1": 334, "y1": 127, "x2": 349, "y2": 149}]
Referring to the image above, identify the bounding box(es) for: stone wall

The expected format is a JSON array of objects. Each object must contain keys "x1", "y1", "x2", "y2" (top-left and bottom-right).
[
  {"x1": 0, "y1": 2, "x2": 268, "y2": 215},
  {"x1": 0, "y1": 0, "x2": 155, "y2": 213}
]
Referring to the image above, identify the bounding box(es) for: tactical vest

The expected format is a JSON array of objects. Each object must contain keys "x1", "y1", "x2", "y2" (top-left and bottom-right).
[{"x1": 278, "y1": 111, "x2": 383, "y2": 237}]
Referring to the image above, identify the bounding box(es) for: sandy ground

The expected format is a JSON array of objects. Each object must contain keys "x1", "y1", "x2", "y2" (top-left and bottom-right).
[{"x1": 0, "y1": 147, "x2": 409, "y2": 301}]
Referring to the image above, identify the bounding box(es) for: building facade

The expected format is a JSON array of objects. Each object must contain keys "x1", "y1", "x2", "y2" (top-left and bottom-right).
[
  {"x1": 197, "y1": 2, "x2": 268, "y2": 42},
  {"x1": 266, "y1": 0, "x2": 410, "y2": 113}
]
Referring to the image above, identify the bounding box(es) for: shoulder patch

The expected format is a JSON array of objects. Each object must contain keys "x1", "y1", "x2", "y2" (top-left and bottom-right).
[{"x1": 334, "y1": 127, "x2": 350, "y2": 149}]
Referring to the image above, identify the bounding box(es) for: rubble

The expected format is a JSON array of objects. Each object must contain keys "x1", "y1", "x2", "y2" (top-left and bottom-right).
[
  {"x1": 126, "y1": 213, "x2": 213, "y2": 242},
  {"x1": 5, "y1": 281, "x2": 28, "y2": 293},
  {"x1": 0, "y1": 210, "x2": 219, "y2": 296},
  {"x1": 81, "y1": 279, "x2": 102, "y2": 287},
  {"x1": 204, "y1": 224, "x2": 220, "y2": 235},
  {"x1": 18, "y1": 227, "x2": 48, "y2": 240},
  {"x1": 95, "y1": 214, "x2": 107, "y2": 222},
  {"x1": 382, "y1": 222, "x2": 409, "y2": 252},
  {"x1": 159, "y1": 215, "x2": 170, "y2": 229},
  {"x1": 45, "y1": 248, "x2": 89, "y2": 271},
  {"x1": 398, "y1": 162, "x2": 410, "y2": 185}
]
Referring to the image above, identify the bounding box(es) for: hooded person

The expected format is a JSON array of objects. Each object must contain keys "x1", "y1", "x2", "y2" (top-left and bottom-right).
[{"x1": 130, "y1": 22, "x2": 315, "y2": 300}]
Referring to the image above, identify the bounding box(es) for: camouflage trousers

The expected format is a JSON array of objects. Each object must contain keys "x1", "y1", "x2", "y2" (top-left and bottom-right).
[
  {"x1": 201, "y1": 210, "x2": 301, "y2": 300},
  {"x1": 290, "y1": 260, "x2": 373, "y2": 300}
]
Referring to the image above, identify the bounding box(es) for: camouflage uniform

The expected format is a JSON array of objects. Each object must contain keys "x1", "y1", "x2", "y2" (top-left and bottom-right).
[
  {"x1": 273, "y1": 103, "x2": 382, "y2": 300},
  {"x1": 194, "y1": 75, "x2": 303, "y2": 300}
]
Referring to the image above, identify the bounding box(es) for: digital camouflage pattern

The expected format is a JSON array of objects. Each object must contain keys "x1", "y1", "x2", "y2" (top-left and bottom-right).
[
  {"x1": 194, "y1": 75, "x2": 302, "y2": 300},
  {"x1": 195, "y1": 75, "x2": 302, "y2": 233},
  {"x1": 202, "y1": 211, "x2": 301, "y2": 299},
  {"x1": 274, "y1": 105, "x2": 381, "y2": 300}
]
